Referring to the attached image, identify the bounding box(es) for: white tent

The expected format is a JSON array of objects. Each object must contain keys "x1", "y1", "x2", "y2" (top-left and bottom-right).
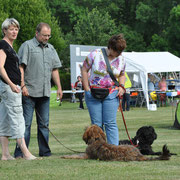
[
  {"x1": 122, "y1": 52, "x2": 180, "y2": 109},
  {"x1": 70, "y1": 45, "x2": 180, "y2": 109}
]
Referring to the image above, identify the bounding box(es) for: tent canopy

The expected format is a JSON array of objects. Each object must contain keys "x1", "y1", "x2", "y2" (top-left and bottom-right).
[
  {"x1": 122, "y1": 52, "x2": 180, "y2": 109},
  {"x1": 70, "y1": 45, "x2": 180, "y2": 110},
  {"x1": 123, "y1": 52, "x2": 180, "y2": 73}
]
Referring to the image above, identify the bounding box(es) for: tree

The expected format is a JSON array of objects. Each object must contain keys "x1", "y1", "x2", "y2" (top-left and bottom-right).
[
  {"x1": 68, "y1": 8, "x2": 118, "y2": 46},
  {"x1": 118, "y1": 24, "x2": 146, "y2": 52},
  {"x1": 46, "y1": 0, "x2": 87, "y2": 34},
  {"x1": 46, "y1": 0, "x2": 180, "y2": 61},
  {"x1": 0, "y1": 0, "x2": 65, "y2": 62},
  {"x1": 0, "y1": 5, "x2": 8, "y2": 28},
  {"x1": 147, "y1": 34, "x2": 168, "y2": 52},
  {"x1": 61, "y1": 8, "x2": 119, "y2": 69},
  {"x1": 135, "y1": 0, "x2": 179, "y2": 47},
  {"x1": 166, "y1": 5, "x2": 180, "y2": 57},
  {"x1": 46, "y1": 0, "x2": 128, "y2": 34}
]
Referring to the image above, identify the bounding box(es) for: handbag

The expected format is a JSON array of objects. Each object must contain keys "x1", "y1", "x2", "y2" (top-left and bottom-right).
[
  {"x1": 91, "y1": 87, "x2": 109, "y2": 100},
  {"x1": 90, "y1": 48, "x2": 120, "y2": 100}
]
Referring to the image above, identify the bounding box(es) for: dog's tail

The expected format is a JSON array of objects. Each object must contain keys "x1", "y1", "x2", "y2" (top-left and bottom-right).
[{"x1": 148, "y1": 145, "x2": 171, "y2": 161}]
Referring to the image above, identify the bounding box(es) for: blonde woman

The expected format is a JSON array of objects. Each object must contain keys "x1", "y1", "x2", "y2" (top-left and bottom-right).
[{"x1": 0, "y1": 18, "x2": 36, "y2": 160}]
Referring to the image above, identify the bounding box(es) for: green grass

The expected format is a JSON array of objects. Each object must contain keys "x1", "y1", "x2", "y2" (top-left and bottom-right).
[{"x1": 0, "y1": 100, "x2": 180, "y2": 180}]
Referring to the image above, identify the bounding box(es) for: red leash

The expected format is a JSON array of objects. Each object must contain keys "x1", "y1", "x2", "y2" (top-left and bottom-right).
[{"x1": 118, "y1": 85, "x2": 138, "y2": 147}]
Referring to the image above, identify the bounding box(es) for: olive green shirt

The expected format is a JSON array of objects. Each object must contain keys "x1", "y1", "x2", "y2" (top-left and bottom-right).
[{"x1": 18, "y1": 37, "x2": 61, "y2": 97}]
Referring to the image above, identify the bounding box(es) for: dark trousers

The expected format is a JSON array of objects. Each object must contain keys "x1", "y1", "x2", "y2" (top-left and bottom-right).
[
  {"x1": 14, "y1": 96, "x2": 51, "y2": 157},
  {"x1": 122, "y1": 93, "x2": 130, "y2": 111},
  {"x1": 77, "y1": 93, "x2": 84, "y2": 109}
]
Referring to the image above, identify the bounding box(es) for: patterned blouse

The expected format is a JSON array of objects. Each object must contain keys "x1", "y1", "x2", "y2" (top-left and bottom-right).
[{"x1": 83, "y1": 48, "x2": 126, "y2": 93}]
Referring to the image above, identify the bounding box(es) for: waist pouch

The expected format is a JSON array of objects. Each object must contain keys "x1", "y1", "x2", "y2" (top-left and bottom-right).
[{"x1": 91, "y1": 87, "x2": 109, "y2": 100}]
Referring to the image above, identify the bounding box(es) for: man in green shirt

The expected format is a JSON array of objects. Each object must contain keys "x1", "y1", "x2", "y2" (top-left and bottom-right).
[{"x1": 14, "y1": 22, "x2": 63, "y2": 158}]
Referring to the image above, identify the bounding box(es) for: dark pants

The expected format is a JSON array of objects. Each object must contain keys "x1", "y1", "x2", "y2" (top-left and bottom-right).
[
  {"x1": 14, "y1": 96, "x2": 51, "y2": 157},
  {"x1": 122, "y1": 93, "x2": 130, "y2": 111},
  {"x1": 77, "y1": 93, "x2": 84, "y2": 109}
]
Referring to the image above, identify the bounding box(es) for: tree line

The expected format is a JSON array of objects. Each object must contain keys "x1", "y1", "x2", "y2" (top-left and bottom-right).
[{"x1": 0, "y1": 0, "x2": 180, "y2": 73}]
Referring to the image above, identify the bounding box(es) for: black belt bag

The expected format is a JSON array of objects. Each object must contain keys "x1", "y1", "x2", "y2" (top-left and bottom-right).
[{"x1": 91, "y1": 88, "x2": 109, "y2": 100}]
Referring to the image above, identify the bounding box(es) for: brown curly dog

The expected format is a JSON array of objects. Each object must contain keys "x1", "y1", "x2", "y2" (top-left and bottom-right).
[{"x1": 61, "y1": 125, "x2": 171, "y2": 161}]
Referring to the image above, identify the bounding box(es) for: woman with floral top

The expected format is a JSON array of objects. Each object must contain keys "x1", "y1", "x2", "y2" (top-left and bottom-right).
[{"x1": 82, "y1": 34, "x2": 126, "y2": 145}]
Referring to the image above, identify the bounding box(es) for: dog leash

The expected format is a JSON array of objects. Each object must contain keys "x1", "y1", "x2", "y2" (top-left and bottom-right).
[
  {"x1": 101, "y1": 48, "x2": 138, "y2": 147},
  {"x1": 31, "y1": 101, "x2": 85, "y2": 154},
  {"x1": 118, "y1": 85, "x2": 138, "y2": 147}
]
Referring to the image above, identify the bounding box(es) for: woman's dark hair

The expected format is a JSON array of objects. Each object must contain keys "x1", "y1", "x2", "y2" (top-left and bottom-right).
[
  {"x1": 108, "y1": 34, "x2": 126, "y2": 54},
  {"x1": 77, "y1": 76, "x2": 82, "y2": 79}
]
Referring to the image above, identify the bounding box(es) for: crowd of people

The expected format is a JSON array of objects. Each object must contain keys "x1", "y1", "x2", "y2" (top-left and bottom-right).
[
  {"x1": 0, "y1": 17, "x2": 126, "y2": 160},
  {"x1": 0, "y1": 17, "x2": 174, "y2": 161}
]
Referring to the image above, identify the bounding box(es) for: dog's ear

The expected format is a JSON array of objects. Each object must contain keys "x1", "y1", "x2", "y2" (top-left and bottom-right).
[
  {"x1": 91, "y1": 125, "x2": 106, "y2": 142},
  {"x1": 98, "y1": 128, "x2": 106, "y2": 141},
  {"x1": 136, "y1": 126, "x2": 147, "y2": 144},
  {"x1": 82, "y1": 126, "x2": 90, "y2": 144},
  {"x1": 82, "y1": 125, "x2": 98, "y2": 144},
  {"x1": 82, "y1": 125, "x2": 106, "y2": 144},
  {"x1": 136, "y1": 127, "x2": 144, "y2": 137},
  {"x1": 149, "y1": 126, "x2": 157, "y2": 139}
]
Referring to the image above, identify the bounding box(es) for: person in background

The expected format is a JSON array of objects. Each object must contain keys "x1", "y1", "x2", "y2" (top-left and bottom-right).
[
  {"x1": 82, "y1": 34, "x2": 126, "y2": 145},
  {"x1": 168, "y1": 75, "x2": 175, "y2": 90},
  {"x1": 74, "y1": 76, "x2": 84, "y2": 110},
  {"x1": 122, "y1": 72, "x2": 132, "y2": 111},
  {"x1": 122, "y1": 88, "x2": 130, "y2": 111},
  {"x1": 0, "y1": 18, "x2": 36, "y2": 160},
  {"x1": 14, "y1": 22, "x2": 63, "y2": 158},
  {"x1": 159, "y1": 76, "x2": 167, "y2": 91},
  {"x1": 158, "y1": 76, "x2": 167, "y2": 106},
  {"x1": 148, "y1": 74, "x2": 155, "y2": 93}
]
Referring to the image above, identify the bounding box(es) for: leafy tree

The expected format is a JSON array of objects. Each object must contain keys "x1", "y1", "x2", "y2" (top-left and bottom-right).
[
  {"x1": 166, "y1": 5, "x2": 180, "y2": 57},
  {"x1": 62, "y1": 8, "x2": 119, "y2": 69},
  {"x1": 135, "y1": 0, "x2": 179, "y2": 46},
  {"x1": 46, "y1": 0, "x2": 180, "y2": 59},
  {"x1": 118, "y1": 24, "x2": 146, "y2": 52},
  {"x1": 67, "y1": 8, "x2": 118, "y2": 46},
  {"x1": 46, "y1": 0, "x2": 87, "y2": 34},
  {"x1": 46, "y1": 0, "x2": 129, "y2": 34},
  {"x1": 0, "y1": 0, "x2": 65, "y2": 63},
  {"x1": 0, "y1": 5, "x2": 8, "y2": 30},
  {"x1": 147, "y1": 34, "x2": 168, "y2": 52}
]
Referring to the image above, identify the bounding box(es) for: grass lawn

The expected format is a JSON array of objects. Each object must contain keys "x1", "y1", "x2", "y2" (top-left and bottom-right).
[{"x1": 0, "y1": 96, "x2": 180, "y2": 180}]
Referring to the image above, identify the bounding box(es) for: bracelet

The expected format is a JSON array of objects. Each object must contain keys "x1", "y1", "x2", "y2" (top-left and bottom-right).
[{"x1": 21, "y1": 85, "x2": 26, "y2": 90}]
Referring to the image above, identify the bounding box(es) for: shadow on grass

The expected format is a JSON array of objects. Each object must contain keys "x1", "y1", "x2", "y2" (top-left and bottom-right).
[{"x1": 155, "y1": 124, "x2": 180, "y2": 130}]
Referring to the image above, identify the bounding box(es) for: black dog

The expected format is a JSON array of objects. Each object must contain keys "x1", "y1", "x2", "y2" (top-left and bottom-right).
[{"x1": 119, "y1": 126, "x2": 176, "y2": 155}]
